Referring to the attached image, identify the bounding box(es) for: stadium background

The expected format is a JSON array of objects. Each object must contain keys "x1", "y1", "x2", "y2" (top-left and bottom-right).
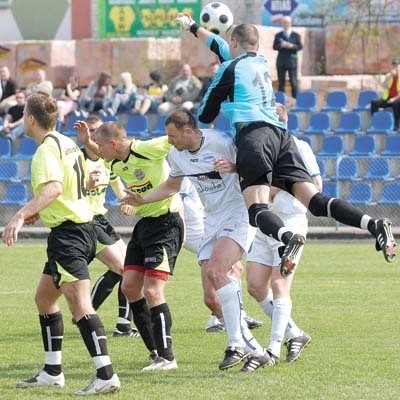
[{"x1": 0, "y1": 0, "x2": 399, "y2": 233}]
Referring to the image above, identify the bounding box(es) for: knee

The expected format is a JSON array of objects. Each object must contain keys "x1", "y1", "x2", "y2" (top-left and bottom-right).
[
  {"x1": 248, "y1": 203, "x2": 269, "y2": 227},
  {"x1": 308, "y1": 192, "x2": 330, "y2": 217}
]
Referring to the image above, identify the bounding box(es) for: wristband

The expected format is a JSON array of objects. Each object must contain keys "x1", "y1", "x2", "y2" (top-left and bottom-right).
[{"x1": 190, "y1": 23, "x2": 200, "y2": 37}]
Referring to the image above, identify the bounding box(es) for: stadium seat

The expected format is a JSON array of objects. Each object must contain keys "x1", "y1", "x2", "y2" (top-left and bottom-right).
[
  {"x1": 303, "y1": 112, "x2": 331, "y2": 135},
  {"x1": 377, "y1": 182, "x2": 400, "y2": 205},
  {"x1": 336, "y1": 157, "x2": 359, "y2": 180},
  {"x1": 291, "y1": 91, "x2": 317, "y2": 112},
  {"x1": 317, "y1": 136, "x2": 344, "y2": 157},
  {"x1": 13, "y1": 137, "x2": 37, "y2": 159},
  {"x1": 321, "y1": 90, "x2": 348, "y2": 112},
  {"x1": 298, "y1": 135, "x2": 313, "y2": 149},
  {"x1": 334, "y1": 112, "x2": 362, "y2": 135},
  {"x1": 214, "y1": 114, "x2": 233, "y2": 134},
  {"x1": 347, "y1": 182, "x2": 373, "y2": 205},
  {"x1": 352, "y1": 89, "x2": 379, "y2": 112},
  {"x1": 316, "y1": 158, "x2": 326, "y2": 178},
  {"x1": 364, "y1": 158, "x2": 391, "y2": 180},
  {"x1": 150, "y1": 115, "x2": 167, "y2": 136},
  {"x1": 0, "y1": 183, "x2": 28, "y2": 205},
  {"x1": 101, "y1": 115, "x2": 119, "y2": 123},
  {"x1": 322, "y1": 181, "x2": 338, "y2": 198},
  {"x1": 287, "y1": 113, "x2": 301, "y2": 134},
  {"x1": 274, "y1": 91, "x2": 286, "y2": 105},
  {"x1": 0, "y1": 137, "x2": 12, "y2": 158},
  {"x1": 105, "y1": 186, "x2": 119, "y2": 206},
  {"x1": 125, "y1": 114, "x2": 149, "y2": 137},
  {"x1": 381, "y1": 135, "x2": 400, "y2": 157},
  {"x1": 366, "y1": 111, "x2": 395, "y2": 135},
  {"x1": 0, "y1": 160, "x2": 19, "y2": 182},
  {"x1": 63, "y1": 114, "x2": 80, "y2": 136},
  {"x1": 349, "y1": 135, "x2": 376, "y2": 157}
]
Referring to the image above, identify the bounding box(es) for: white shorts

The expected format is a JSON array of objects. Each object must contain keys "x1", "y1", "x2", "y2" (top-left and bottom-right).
[
  {"x1": 247, "y1": 213, "x2": 308, "y2": 267},
  {"x1": 184, "y1": 229, "x2": 204, "y2": 254},
  {"x1": 198, "y1": 207, "x2": 255, "y2": 262}
]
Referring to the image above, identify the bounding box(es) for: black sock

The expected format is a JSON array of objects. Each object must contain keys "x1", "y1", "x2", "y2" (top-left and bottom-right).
[
  {"x1": 130, "y1": 298, "x2": 156, "y2": 352},
  {"x1": 40, "y1": 312, "x2": 63, "y2": 376},
  {"x1": 151, "y1": 303, "x2": 173, "y2": 361},
  {"x1": 117, "y1": 282, "x2": 131, "y2": 322},
  {"x1": 76, "y1": 314, "x2": 114, "y2": 380},
  {"x1": 91, "y1": 270, "x2": 121, "y2": 310}
]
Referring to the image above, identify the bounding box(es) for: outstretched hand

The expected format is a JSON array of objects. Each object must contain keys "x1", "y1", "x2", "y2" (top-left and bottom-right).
[
  {"x1": 74, "y1": 120, "x2": 90, "y2": 144},
  {"x1": 175, "y1": 12, "x2": 196, "y2": 31},
  {"x1": 121, "y1": 188, "x2": 145, "y2": 207}
]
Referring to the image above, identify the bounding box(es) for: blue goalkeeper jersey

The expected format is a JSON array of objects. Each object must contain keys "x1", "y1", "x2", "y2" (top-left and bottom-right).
[{"x1": 198, "y1": 33, "x2": 285, "y2": 133}]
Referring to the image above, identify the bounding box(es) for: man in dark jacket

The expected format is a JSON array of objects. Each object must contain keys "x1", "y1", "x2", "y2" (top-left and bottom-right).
[
  {"x1": 0, "y1": 66, "x2": 18, "y2": 115},
  {"x1": 273, "y1": 16, "x2": 302, "y2": 98}
]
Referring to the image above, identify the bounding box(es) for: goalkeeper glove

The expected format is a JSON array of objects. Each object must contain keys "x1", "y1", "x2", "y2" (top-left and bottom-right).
[{"x1": 175, "y1": 12, "x2": 200, "y2": 37}]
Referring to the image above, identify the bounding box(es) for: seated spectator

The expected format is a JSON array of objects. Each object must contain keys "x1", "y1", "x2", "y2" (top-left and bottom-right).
[
  {"x1": 25, "y1": 68, "x2": 53, "y2": 96},
  {"x1": 0, "y1": 66, "x2": 18, "y2": 116},
  {"x1": 81, "y1": 72, "x2": 113, "y2": 116},
  {"x1": 157, "y1": 64, "x2": 202, "y2": 115},
  {"x1": 0, "y1": 90, "x2": 25, "y2": 141},
  {"x1": 194, "y1": 62, "x2": 219, "y2": 111},
  {"x1": 371, "y1": 58, "x2": 400, "y2": 129},
  {"x1": 109, "y1": 71, "x2": 137, "y2": 115},
  {"x1": 133, "y1": 70, "x2": 168, "y2": 115},
  {"x1": 56, "y1": 74, "x2": 81, "y2": 124}
]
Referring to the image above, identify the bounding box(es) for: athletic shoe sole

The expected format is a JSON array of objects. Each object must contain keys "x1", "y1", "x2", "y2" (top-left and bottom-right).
[
  {"x1": 280, "y1": 234, "x2": 306, "y2": 276},
  {"x1": 375, "y1": 219, "x2": 397, "y2": 263}
]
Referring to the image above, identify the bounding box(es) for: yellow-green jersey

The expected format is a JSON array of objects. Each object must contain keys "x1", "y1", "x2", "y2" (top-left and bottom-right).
[
  {"x1": 82, "y1": 148, "x2": 117, "y2": 216},
  {"x1": 108, "y1": 136, "x2": 180, "y2": 218},
  {"x1": 31, "y1": 132, "x2": 93, "y2": 228}
]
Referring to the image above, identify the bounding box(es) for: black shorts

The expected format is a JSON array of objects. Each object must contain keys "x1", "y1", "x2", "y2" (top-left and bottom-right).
[
  {"x1": 93, "y1": 214, "x2": 121, "y2": 247},
  {"x1": 235, "y1": 121, "x2": 312, "y2": 194},
  {"x1": 124, "y1": 212, "x2": 184, "y2": 275},
  {"x1": 43, "y1": 221, "x2": 97, "y2": 288}
]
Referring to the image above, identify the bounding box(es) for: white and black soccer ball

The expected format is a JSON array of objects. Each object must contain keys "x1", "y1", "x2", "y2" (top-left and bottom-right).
[{"x1": 200, "y1": 2, "x2": 234, "y2": 35}]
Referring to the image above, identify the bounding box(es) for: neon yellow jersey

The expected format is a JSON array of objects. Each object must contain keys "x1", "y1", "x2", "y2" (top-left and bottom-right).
[
  {"x1": 82, "y1": 148, "x2": 117, "y2": 216},
  {"x1": 31, "y1": 132, "x2": 93, "y2": 227},
  {"x1": 108, "y1": 136, "x2": 180, "y2": 217}
]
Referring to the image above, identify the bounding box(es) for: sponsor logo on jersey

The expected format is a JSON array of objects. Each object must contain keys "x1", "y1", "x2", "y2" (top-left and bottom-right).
[
  {"x1": 87, "y1": 186, "x2": 107, "y2": 196},
  {"x1": 129, "y1": 180, "x2": 153, "y2": 193},
  {"x1": 134, "y1": 169, "x2": 145, "y2": 180},
  {"x1": 190, "y1": 158, "x2": 199, "y2": 162}
]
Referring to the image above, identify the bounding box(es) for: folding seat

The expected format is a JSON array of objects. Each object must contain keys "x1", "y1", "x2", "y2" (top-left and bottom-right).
[
  {"x1": 377, "y1": 182, "x2": 400, "y2": 205},
  {"x1": 287, "y1": 113, "x2": 301, "y2": 134},
  {"x1": 352, "y1": 90, "x2": 379, "y2": 112},
  {"x1": 317, "y1": 136, "x2": 344, "y2": 157},
  {"x1": 347, "y1": 182, "x2": 373, "y2": 205},
  {"x1": 363, "y1": 158, "x2": 391, "y2": 180},
  {"x1": 322, "y1": 181, "x2": 338, "y2": 198},
  {"x1": 321, "y1": 90, "x2": 348, "y2": 112},
  {"x1": 336, "y1": 157, "x2": 359, "y2": 180},
  {"x1": 125, "y1": 114, "x2": 149, "y2": 137},
  {"x1": 334, "y1": 112, "x2": 362, "y2": 135},
  {"x1": 366, "y1": 111, "x2": 395, "y2": 135},
  {"x1": 63, "y1": 114, "x2": 81, "y2": 136},
  {"x1": 0, "y1": 160, "x2": 19, "y2": 182},
  {"x1": 13, "y1": 137, "x2": 37, "y2": 159},
  {"x1": 381, "y1": 135, "x2": 400, "y2": 157},
  {"x1": 349, "y1": 135, "x2": 376, "y2": 157},
  {"x1": 303, "y1": 112, "x2": 331, "y2": 135},
  {"x1": 150, "y1": 115, "x2": 167, "y2": 137},
  {"x1": 0, "y1": 183, "x2": 28, "y2": 205},
  {"x1": 274, "y1": 90, "x2": 286, "y2": 106},
  {"x1": 0, "y1": 137, "x2": 12, "y2": 158},
  {"x1": 291, "y1": 91, "x2": 317, "y2": 112},
  {"x1": 105, "y1": 186, "x2": 119, "y2": 206}
]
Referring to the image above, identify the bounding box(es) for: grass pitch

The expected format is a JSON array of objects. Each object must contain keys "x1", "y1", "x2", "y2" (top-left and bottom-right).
[{"x1": 0, "y1": 240, "x2": 399, "y2": 400}]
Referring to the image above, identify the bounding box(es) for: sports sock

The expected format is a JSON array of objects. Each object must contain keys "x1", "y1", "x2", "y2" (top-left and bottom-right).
[
  {"x1": 91, "y1": 270, "x2": 121, "y2": 310},
  {"x1": 76, "y1": 314, "x2": 114, "y2": 380},
  {"x1": 115, "y1": 282, "x2": 132, "y2": 331},
  {"x1": 130, "y1": 297, "x2": 156, "y2": 352},
  {"x1": 151, "y1": 303, "x2": 173, "y2": 361},
  {"x1": 240, "y1": 314, "x2": 264, "y2": 356},
  {"x1": 268, "y1": 297, "x2": 292, "y2": 358},
  {"x1": 39, "y1": 312, "x2": 63, "y2": 376}
]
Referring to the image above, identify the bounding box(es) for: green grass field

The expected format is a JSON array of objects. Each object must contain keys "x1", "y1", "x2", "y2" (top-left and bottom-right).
[{"x1": 0, "y1": 240, "x2": 399, "y2": 400}]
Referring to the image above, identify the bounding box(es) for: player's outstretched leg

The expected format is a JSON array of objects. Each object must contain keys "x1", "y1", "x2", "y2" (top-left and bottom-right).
[
  {"x1": 279, "y1": 234, "x2": 306, "y2": 276},
  {"x1": 285, "y1": 332, "x2": 311, "y2": 364},
  {"x1": 375, "y1": 218, "x2": 397, "y2": 263}
]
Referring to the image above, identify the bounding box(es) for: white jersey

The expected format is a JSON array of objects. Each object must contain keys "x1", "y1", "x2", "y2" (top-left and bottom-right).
[{"x1": 169, "y1": 129, "x2": 246, "y2": 217}]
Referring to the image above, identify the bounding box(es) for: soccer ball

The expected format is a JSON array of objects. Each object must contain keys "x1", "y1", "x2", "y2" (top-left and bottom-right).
[{"x1": 200, "y1": 2, "x2": 234, "y2": 35}]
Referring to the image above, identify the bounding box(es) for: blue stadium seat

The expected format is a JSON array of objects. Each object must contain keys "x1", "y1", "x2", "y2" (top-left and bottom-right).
[
  {"x1": 352, "y1": 89, "x2": 379, "y2": 112},
  {"x1": 304, "y1": 112, "x2": 331, "y2": 135},
  {"x1": 316, "y1": 158, "x2": 326, "y2": 178},
  {"x1": 287, "y1": 113, "x2": 301, "y2": 134},
  {"x1": 322, "y1": 181, "x2": 338, "y2": 198},
  {"x1": 334, "y1": 112, "x2": 362, "y2": 135},
  {"x1": 321, "y1": 90, "x2": 348, "y2": 112},
  {"x1": 317, "y1": 136, "x2": 344, "y2": 157},
  {"x1": 0, "y1": 137, "x2": 12, "y2": 158},
  {"x1": 381, "y1": 135, "x2": 400, "y2": 157},
  {"x1": 347, "y1": 182, "x2": 373, "y2": 205},
  {"x1": 101, "y1": 115, "x2": 119, "y2": 123},
  {"x1": 13, "y1": 137, "x2": 37, "y2": 159},
  {"x1": 274, "y1": 91, "x2": 286, "y2": 106},
  {"x1": 366, "y1": 111, "x2": 395, "y2": 135},
  {"x1": 336, "y1": 157, "x2": 359, "y2": 180},
  {"x1": 377, "y1": 182, "x2": 400, "y2": 205},
  {"x1": 214, "y1": 114, "x2": 232, "y2": 134},
  {"x1": 364, "y1": 158, "x2": 391, "y2": 180},
  {"x1": 0, "y1": 160, "x2": 19, "y2": 182},
  {"x1": 0, "y1": 183, "x2": 28, "y2": 205},
  {"x1": 291, "y1": 91, "x2": 317, "y2": 112},
  {"x1": 105, "y1": 186, "x2": 119, "y2": 206},
  {"x1": 349, "y1": 135, "x2": 376, "y2": 157},
  {"x1": 63, "y1": 114, "x2": 81, "y2": 136},
  {"x1": 150, "y1": 115, "x2": 167, "y2": 137},
  {"x1": 125, "y1": 114, "x2": 149, "y2": 137}
]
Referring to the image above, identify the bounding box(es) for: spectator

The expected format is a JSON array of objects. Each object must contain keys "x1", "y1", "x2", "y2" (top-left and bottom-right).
[
  {"x1": 82, "y1": 72, "x2": 113, "y2": 117},
  {"x1": 370, "y1": 58, "x2": 400, "y2": 130},
  {"x1": 25, "y1": 69, "x2": 53, "y2": 96},
  {"x1": 133, "y1": 70, "x2": 168, "y2": 115},
  {"x1": 56, "y1": 74, "x2": 81, "y2": 124},
  {"x1": 273, "y1": 15, "x2": 303, "y2": 99},
  {"x1": 157, "y1": 64, "x2": 202, "y2": 115},
  {"x1": 109, "y1": 71, "x2": 137, "y2": 115},
  {"x1": 0, "y1": 66, "x2": 18, "y2": 115},
  {"x1": 193, "y1": 62, "x2": 219, "y2": 111},
  {"x1": 0, "y1": 90, "x2": 25, "y2": 141}
]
